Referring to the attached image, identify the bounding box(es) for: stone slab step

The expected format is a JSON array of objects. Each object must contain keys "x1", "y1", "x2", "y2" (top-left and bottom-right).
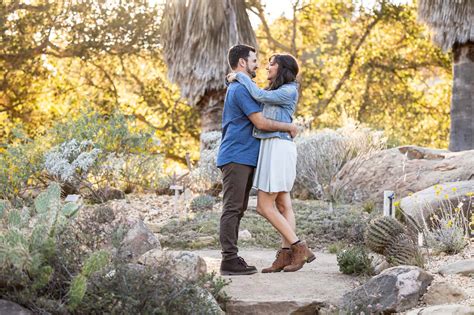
[{"x1": 194, "y1": 249, "x2": 356, "y2": 314}]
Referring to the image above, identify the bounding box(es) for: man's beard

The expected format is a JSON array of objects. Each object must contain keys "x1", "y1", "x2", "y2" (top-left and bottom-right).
[{"x1": 246, "y1": 65, "x2": 257, "y2": 78}]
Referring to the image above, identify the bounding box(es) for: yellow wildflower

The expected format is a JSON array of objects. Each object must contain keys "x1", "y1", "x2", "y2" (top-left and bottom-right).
[
  {"x1": 444, "y1": 194, "x2": 449, "y2": 200},
  {"x1": 466, "y1": 192, "x2": 474, "y2": 197},
  {"x1": 451, "y1": 187, "x2": 457, "y2": 192},
  {"x1": 446, "y1": 220, "x2": 453, "y2": 228},
  {"x1": 394, "y1": 201, "x2": 400, "y2": 207}
]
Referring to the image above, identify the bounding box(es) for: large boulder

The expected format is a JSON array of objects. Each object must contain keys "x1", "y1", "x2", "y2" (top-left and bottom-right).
[
  {"x1": 422, "y1": 282, "x2": 468, "y2": 305},
  {"x1": 341, "y1": 266, "x2": 433, "y2": 314},
  {"x1": 438, "y1": 259, "x2": 474, "y2": 276},
  {"x1": 400, "y1": 181, "x2": 474, "y2": 226},
  {"x1": 139, "y1": 249, "x2": 207, "y2": 281},
  {"x1": 406, "y1": 304, "x2": 474, "y2": 315},
  {"x1": 0, "y1": 300, "x2": 32, "y2": 315},
  {"x1": 332, "y1": 146, "x2": 474, "y2": 203},
  {"x1": 118, "y1": 219, "x2": 161, "y2": 261}
]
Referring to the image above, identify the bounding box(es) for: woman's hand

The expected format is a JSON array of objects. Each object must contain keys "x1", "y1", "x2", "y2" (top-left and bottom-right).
[{"x1": 226, "y1": 72, "x2": 237, "y2": 82}]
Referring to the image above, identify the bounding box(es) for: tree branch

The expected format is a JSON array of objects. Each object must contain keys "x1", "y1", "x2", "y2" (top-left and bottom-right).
[
  {"x1": 314, "y1": 13, "x2": 383, "y2": 115},
  {"x1": 247, "y1": 1, "x2": 292, "y2": 52}
]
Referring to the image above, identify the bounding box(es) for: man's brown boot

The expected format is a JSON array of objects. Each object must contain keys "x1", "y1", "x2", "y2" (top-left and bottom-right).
[
  {"x1": 261, "y1": 248, "x2": 292, "y2": 273},
  {"x1": 283, "y1": 241, "x2": 316, "y2": 272}
]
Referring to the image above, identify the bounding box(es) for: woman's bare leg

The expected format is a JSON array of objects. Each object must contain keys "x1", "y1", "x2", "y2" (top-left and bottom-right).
[
  {"x1": 275, "y1": 192, "x2": 296, "y2": 248},
  {"x1": 256, "y1": 190, "x2": 299, "y2": 245}
]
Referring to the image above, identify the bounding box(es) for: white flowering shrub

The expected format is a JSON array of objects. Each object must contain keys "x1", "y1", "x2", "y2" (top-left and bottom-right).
[
  {"x1": 189, "y1": 131, "x2": 222, "y2": 194},
  {"x1": 295, "y1": 122, "x2": 387, "y2": 201},
  {"x1": 1, "y1": 112, "x2": 165, "y2": 202},
  {"x1": 45, "y1": 139, "x2": 101, "y2": 182}
]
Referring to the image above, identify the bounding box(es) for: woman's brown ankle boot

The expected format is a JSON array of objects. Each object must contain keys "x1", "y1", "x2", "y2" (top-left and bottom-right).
[
  {"x1": 283, "y1": 241, "x2": 316, "y2": 272},
  {"x1": 261, "y1": 248, "x2": 292, "y2": 273}
]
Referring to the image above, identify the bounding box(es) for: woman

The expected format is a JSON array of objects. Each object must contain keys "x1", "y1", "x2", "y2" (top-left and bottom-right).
[{"x1": 227, "y1": 53, "x2": 315, "y2": 272}]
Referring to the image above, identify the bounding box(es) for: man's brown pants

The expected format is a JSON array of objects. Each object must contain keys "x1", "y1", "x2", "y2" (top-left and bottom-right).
[{"x1": 220, "y1": 163, "x2": 254, "y2": 261}]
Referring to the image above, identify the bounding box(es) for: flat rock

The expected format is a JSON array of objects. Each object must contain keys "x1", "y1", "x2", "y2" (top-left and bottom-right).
[
  {"x1": 341, "y1": 266, "x2": 433, "y2": 314},
  {"x1": 423, "y1": 281, "x2": 468, "y2": 305},
  {"x1": 0, "y1": 300, "x2": 32, "y2": 315},
  {"x1": 194, "y1": 249, "x2": 355, "y2": 315},
  {"x1": 405, "y1": 304, "x2": 474, "y2": 315},
  {"x1": 139, "y1": 249, "x2": 207, "y2": 281},
  {"x1": 438, "y1": 259, "x2": 474, "y2": 276}
]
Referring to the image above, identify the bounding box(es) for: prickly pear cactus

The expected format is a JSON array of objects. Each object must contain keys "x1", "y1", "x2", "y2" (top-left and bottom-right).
[{"x1": 0, "y1": 182, "x2": 83, "y2": 292}]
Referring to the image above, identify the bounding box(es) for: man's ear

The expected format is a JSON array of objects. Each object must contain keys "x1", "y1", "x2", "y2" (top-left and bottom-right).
[{"x1": 238, "y1": 58, "x2": 246, "y2": 68}]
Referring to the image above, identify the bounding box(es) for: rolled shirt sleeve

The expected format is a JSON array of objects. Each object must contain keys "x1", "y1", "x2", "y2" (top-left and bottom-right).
[{"x1": 236, "y1": 72, "x2": 296, "y2": 106}]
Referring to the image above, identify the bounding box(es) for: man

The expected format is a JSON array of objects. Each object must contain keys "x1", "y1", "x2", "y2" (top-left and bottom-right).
[{"x1": 217, "y1": 44, "x2": 298, "y2": 275}]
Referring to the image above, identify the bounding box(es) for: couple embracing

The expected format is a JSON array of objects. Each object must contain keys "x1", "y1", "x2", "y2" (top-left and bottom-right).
[{"x1": 216, "y1": 44, "x2": 315, "y2": 276}]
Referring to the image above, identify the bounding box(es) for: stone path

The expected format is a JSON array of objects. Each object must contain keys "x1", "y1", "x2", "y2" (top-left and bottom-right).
[{"x1": 195, "y1": 249, "x2": 357, "y2": 315}]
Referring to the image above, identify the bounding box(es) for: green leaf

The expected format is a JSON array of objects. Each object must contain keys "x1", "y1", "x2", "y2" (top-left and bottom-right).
[
  {"x1": 82, "y1": 250, "x2": 110, "y2": 277},
  {"x1": 62, "y1": 202, "x2": 80, "y2": 218},
  {"x1": 34, "y1": 191, "x2": 50, "y2": 214},
  {"x1": 30, "y1": 225, "x2": 49, "y2": 249},
  {"x1": 68, "y1": 274, "x2": 87, "y2": 310},
  {"x1": 0, "y1": 200, "x2": 10, "y2": 219},
  {"x1": 47, "y1": 182, "x2": 61, "y2": 202},
  {"x1": 32, "y1": 265, "x2": 53, "y2": 290},
  {"x1": 7, "y1": 209, "x2": 21, "y2": 227}
]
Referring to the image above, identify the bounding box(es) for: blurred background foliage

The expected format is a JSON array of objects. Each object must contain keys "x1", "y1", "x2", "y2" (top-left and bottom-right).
[{"x1": 1, "y1": 0, "x2": 452, "y2": 170}]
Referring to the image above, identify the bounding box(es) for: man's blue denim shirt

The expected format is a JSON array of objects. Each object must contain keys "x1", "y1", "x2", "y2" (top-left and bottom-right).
[{"x1": 216, "y1": 82, "x2": 262, "y2": 168}]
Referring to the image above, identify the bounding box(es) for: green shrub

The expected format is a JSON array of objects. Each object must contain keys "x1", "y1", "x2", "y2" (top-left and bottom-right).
[
  {"x1": 0, "y1": 184, "x2": 227, "y2": 314},
  {"x1": 327, "y1": 241, "x2": 347, "y2": 254},
  {"x1": 336, "y1": 246, "x2": 373, "y2": 276},
  {"x1": 190, "y1": 195, "x2": 216, "y2": 212},
  {"x1": 0, "y1": 110, "x2": 167, "y2": 202},
  {"x1": 76, "y1": 262, "x2": 225, "y2": 314},
  {"x1": 362, "y1": 200, "x2": 376, "y2": 214},
  {"x1": 0, "y1": 129, "x2": 46, "y2": 201},
  {"x1": 426, "y1": 222, "x2": 467, "y2": 254}
]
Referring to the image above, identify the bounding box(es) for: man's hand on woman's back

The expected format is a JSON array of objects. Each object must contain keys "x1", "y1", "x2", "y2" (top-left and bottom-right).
[{"x1": 289, "y1": 123, "x2": 298, "y2": 138}]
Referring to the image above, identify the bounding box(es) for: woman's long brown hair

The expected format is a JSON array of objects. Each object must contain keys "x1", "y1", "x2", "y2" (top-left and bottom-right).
[{"x1": 266, "y1": 53, "x2": 299, "y2": 90}]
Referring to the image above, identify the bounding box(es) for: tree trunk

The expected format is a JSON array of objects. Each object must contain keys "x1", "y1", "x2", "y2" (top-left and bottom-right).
[
  {"x1": 450, "y1": 41, "x2": 474, "y2": 151},
  {"x1": 197, "y1": 89, "x2": 225, "y2": 149}
]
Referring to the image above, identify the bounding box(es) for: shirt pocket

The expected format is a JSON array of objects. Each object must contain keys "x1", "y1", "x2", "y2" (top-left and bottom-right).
[{"x1": 262, "y1": 105, "x2": 282, "y2": 121}]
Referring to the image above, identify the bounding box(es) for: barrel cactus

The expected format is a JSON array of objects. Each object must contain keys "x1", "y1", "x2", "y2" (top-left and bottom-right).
[
  {"x1": 384, "y1": 234, "x2": 420, "y2": 266},
  {"x1": 364, "y1": 216, "x2": 406, "y2": 254},
  {"x1": 365, "y1": 216, "x2": 423, "y2": 267}
]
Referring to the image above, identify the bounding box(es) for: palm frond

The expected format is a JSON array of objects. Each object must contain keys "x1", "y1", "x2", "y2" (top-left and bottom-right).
[
  {"x1": 418, "y1": 0, "x2": 474, "y2": 51},
  {"x1": 161, "y1": 0, "x2": 257, "y2": 105}
]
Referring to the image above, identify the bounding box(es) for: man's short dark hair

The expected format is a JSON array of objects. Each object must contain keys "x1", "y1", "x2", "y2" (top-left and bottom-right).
[{"x1": 227, "y1": 44, "x2": 256, "y2": 69}]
